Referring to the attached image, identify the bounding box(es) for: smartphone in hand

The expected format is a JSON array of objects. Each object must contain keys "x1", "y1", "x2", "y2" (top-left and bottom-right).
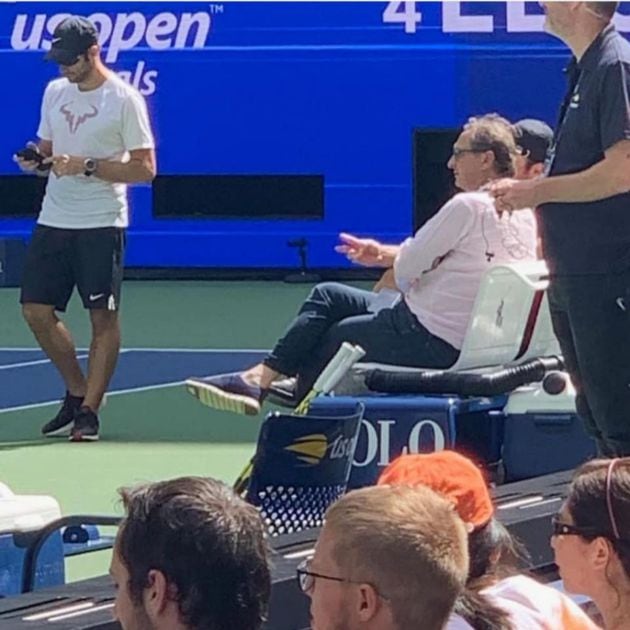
[
  {"x1": 16, "y1": 147, "x2": 46, "y2": 165},
  {"x1": 15, "y1": 146, "x2": 50, "y2": 172}
]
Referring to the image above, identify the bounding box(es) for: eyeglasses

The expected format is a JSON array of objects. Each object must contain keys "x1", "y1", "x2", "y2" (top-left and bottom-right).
[
  {"x1": 296, "y1": 559, "x2": 349, "y2": 593},
  {"x1": 451, "y1": 147, "x2": 490, "y2": 158},
  {"x1": 551, "y1": 515, "x2": 604, "y2": 538},
  {"x1": 296, "y1": 559, "x2": 390, "y2": 601}
]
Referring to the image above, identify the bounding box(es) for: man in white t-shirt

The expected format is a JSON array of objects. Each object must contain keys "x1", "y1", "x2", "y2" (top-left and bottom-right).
[
  {"x1": 185, "y1": 115, "x2": 549, "y2": 416},
  {"x1": 14, "y1": 16, "x2": 156, "y2": 442}
]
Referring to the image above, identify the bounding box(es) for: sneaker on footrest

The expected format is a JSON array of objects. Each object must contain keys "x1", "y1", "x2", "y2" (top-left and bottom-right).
[
  {"x1": 185, "y1": 373, "x2": 266, "y2": 416},
  {"x1": 70, "y1": 406, "x2": 100, "y2": 442},
  {"x1": 41, "y1": 392, "x2": 84, "y2": 437}
]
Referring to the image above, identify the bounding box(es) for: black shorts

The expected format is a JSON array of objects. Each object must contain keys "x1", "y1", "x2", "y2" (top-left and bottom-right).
[{"x1": 20, "y1": 225, "x2": 126, "y2": 312}]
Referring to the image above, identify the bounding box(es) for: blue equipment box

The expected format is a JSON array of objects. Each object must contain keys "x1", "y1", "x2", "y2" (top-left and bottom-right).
[
  {"x1": 0, "y1": 530, "x2": 64, "y2": 596},
  {"x1": 308, "y1": 395, "x2": 505, "y2": 488},
  {"x1": 502, "y1": 386, "x2": 596, "y2": 482},
  {"x1": 503, "y1": 387, "x2": 597, "y2": 481},
  {"x1": 0, "y1": 487, "x2": 65, "y2": 596}
]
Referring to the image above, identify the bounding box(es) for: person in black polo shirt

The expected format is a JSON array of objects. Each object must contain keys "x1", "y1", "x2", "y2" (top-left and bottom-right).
[{"x1": 491, "y1": 2, "x2": 630, "y2": 457}]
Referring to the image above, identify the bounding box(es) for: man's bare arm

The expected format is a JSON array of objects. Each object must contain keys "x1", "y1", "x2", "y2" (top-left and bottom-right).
[
  {"x1": 491, "y1": 139, "x2": 630, "y2": 212},
  {"x1": 94, "y1": 148, "x2": 156, "y2": 183},
  {"x1": 536, "y1": 139, "x2": 630, "y2": 204},
  {"x1": 48, "y1": 148, "x2": 156, "y2": 182}
]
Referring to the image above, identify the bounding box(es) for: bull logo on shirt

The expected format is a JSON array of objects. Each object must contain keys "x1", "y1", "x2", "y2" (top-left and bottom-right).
[{"x1": 59, "y1": 102, "x2": 99, "y2": 134}]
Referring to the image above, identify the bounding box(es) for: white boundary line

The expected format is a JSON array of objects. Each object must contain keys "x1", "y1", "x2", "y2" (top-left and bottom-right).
[
  {"x1": 0, "y1": 354, "x2": 89, "y2": 371},
  {"x1": 0, "y1": 380, "x2": 186, "y2": 415},
  {"x1": 0, "y1": 347, "x2": 268, "y2": 353}
]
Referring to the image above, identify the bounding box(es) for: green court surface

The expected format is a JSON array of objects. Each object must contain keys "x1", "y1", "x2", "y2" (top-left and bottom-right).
[{"x1": 1, "y1": 279, "x2": 355, "y2": 581}]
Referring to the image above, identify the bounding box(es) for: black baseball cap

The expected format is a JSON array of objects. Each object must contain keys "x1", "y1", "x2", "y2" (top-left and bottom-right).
[
  {"x1": 45, "y1": 16, "x2": 98, "y2": 65},
  {"x1": 514, "y1": 119, "x2": 554, "y2": 164}
]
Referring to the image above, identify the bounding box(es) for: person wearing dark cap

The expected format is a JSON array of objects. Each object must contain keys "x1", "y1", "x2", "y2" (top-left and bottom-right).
[
  {"x1": 513, "y1": 119, "x2": 554, "y2": 180},
  {"x1": 13, "y1": 16, "x2": 156, "y2": 442},
  {"x1": 490, "y1": 3, "x2": 630, "y2": 457},
  {"x1": 379, "y1": 451, "x2": 600, "y2": 630}
]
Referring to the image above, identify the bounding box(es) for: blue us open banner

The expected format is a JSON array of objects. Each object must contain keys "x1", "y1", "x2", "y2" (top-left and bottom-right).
[{"x1": 0, "y1": 2, "x2": 628, "y2": 269}]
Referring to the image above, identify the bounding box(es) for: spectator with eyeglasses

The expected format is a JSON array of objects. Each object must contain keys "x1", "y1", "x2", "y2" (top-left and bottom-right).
[
  {"x1": 297, "y1": 484, "x2": 469, "y2": 630},
  {"x1": 552, "y1": 458, "x2": 630, "y2": 629},
  {"x1": 185, "y1": 114, "x2": 542, "y2": 416},
  {"x1": 379, "y1": 451, "x2": 599, "y2": 630}
]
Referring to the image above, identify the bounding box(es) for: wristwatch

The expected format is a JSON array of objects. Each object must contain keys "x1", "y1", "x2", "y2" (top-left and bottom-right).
[{"x1": 83, "y1": 158, "x2": 97, "y2": 177}]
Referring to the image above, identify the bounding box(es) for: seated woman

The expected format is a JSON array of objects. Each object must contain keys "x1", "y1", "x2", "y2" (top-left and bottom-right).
[
  {"x1": 552, "y1": 458, "x2": 630, "y2": 629},
  {"x1": 378, "y1": 451, "x2": 600, "y2": 630},
  {"x1": 186, "y1": 114, "x2": 542, "y2": 415}
]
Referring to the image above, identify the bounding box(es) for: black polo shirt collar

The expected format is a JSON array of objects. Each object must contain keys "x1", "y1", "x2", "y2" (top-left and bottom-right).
[
  {"x1": 564, "y1": 23, "x2": 617, "y2": 75},
  {"x1": 579, "y1": 23, "x2": 617, "y2": 70}
]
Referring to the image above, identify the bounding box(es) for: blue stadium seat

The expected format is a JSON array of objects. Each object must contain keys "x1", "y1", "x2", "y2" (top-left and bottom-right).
[{"x1": 245, "y1": 404, "x2": 364, "y2": 536}]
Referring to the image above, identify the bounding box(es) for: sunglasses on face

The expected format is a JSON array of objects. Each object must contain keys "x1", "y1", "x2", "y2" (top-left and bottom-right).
[{"x1": 551, "y1": 515, "x2": 604, "y2": 538}]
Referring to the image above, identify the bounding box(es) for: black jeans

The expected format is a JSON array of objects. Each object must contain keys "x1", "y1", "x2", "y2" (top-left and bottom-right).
[
  {"x1": 548, "y1": 271, "x2": 630, "y2": 456},
  {"x1": 264, "y1": 282, "x2": 459, "y2": 399}
]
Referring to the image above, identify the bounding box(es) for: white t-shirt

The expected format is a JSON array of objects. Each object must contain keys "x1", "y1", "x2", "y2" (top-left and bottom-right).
[
  {"x1": 446, "y1": 575, "x2": 599, "y2": 630},
  {"x1": 37, "y1": 73, "x2": 155, "y2": 229},
  {"x1": 394, "y1": 191, "x2": 537, "y2": 349}
]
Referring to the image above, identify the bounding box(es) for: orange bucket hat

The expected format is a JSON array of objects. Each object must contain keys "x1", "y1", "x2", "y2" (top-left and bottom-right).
[{"x1": 378, "y1": 451, "x2": 494, "y2": 529}]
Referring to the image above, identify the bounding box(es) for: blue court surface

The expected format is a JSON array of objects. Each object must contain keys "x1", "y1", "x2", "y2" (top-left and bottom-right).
[{"x1": 0, "y1": 348, "x2": 268, "y2": 413}]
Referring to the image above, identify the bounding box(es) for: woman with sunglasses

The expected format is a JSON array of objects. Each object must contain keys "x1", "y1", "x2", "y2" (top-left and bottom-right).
[{"x1": 552, "y1": 458, "x2": 630, "y2": 629}]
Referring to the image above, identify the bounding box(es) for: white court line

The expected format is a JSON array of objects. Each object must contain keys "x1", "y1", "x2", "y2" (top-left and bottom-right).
[
  {"x1": 0, "y1": 347, "x2": 92, "y2": 352},
  {"x1": 0, "y1": 347, "x2": 267, "y2": 354},
  {"x1": 0, "y1": 349, "x2": 265, "y2": 370},
  {"x1": 117, "y1": 348, "x2": 268, "y2": 353},
  {"x1": 0, "y1": 380, "x2": 185, "y2": 415},
  {"x1": 0, "y1": 354, "x2": 89, "y2": 371}
]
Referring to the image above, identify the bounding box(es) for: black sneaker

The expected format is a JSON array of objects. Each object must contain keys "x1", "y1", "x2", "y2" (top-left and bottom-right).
[
  {"x1": 70, "y1": 406, "x2": 100, "y2": 442},
  {"x1": 41, "y1": 392, "x2": 84, "y2": 437}
]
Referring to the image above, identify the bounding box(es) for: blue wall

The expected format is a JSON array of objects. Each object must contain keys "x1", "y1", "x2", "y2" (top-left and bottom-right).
[{"x1": 0, "y1": 2, "x2": 628, "y2": 268}]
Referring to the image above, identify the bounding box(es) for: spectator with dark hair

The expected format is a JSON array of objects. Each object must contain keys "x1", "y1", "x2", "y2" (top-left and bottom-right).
[
  {"x1": 186, "y1": 113, "x2": 541, "y2": 415},
  {"x1": 378, "y1": 451, "x2": 599, "y2": 630},
  {"x1": 553, "y1": 458, "x2": 630, "y2": 629},
  {"x1": 109, "y1": 476, "x2": 271, "y2": 630},
  {"x1": 299, "y1": 484, "x2": 469, "y2": 630}
]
